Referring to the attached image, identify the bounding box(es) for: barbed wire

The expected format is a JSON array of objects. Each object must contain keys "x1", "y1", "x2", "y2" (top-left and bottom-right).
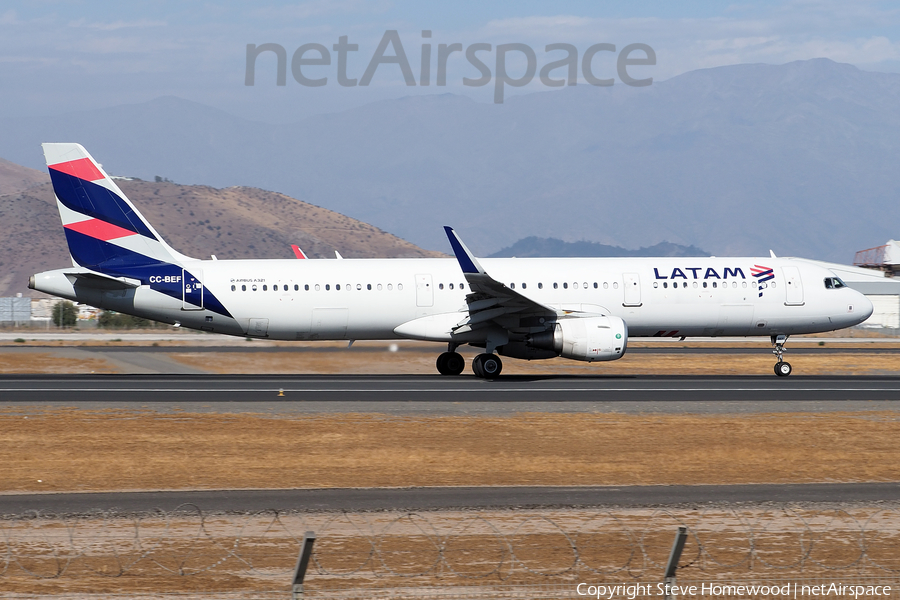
[{"x1": 1, "y1": 504, "x2": 899, "y2": 585}]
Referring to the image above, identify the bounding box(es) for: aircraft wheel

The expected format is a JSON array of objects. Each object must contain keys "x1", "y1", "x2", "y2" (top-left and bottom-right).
[
  {"x1": 472, "y1": 354, "x2": 485, "y2": 378},
  {"x1": 445, "y1": 352, "x2": 465, "y2": 375},
  {"x1": 474, "y1": 353, "x2": 502, "y2": 378},
  {"x1": 775, "y1": 361, "x2": 792, "y2": 377},
  {"x1": 437, "y1": 352, "x2": 465, "y2": 375}
]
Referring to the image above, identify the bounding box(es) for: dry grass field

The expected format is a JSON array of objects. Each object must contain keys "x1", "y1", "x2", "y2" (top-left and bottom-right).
[{"x1": 1, "y1": 409, "x2": 899, "y2": 493}]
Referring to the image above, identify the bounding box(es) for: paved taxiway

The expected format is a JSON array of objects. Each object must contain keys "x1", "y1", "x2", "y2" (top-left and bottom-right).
[
  {"x1": 1, "y1": 374, "x2": 899, "y2": 414},
  {"x1": 3, "y1": 483, "x2": 900, "y2": 515}
]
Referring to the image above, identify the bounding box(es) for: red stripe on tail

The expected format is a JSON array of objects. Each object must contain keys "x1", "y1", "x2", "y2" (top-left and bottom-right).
[
  {"x1": 65, "y1": 218, "x2": 138, "y2": 241},
  {"x1": 49, "y1": 157, "x2": 105, "y2": 182}
]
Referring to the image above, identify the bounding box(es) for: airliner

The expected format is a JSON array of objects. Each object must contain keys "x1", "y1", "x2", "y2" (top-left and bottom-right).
[{"x1": 30, "y1": 143, "x2": 873, "y2": 377}]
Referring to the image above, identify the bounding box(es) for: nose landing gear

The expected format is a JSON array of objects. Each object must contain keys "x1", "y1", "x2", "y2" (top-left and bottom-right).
[{"x1": 772, "y1": 334, "x2": 792, "y2": 377}]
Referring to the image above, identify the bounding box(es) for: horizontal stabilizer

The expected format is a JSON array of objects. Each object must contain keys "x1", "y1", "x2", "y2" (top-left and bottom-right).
[{"x1": 64, "y1": 271, "x2": 140, "y2": 290}]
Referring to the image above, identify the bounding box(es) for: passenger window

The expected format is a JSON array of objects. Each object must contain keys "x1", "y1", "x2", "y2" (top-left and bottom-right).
[
  {"x1": 653, "y1": 282, "x2": 659, "y2": 288},
  {"x1": 553, "y1": 283, "x2": 558, "y2": 289},
  {"x1": 231, "y1": 285, "x2": 236, "y2": 291},
  {"x1": 693, "y1": 282, "x2": 698, "y2": 288},
  {"x1": 449, "y1": 283, "x2": 454, "y2": 290},
  {"x1": 572, "y1": 282, "x2": 578, "y2": 289},
  {"x1": 663, "y1": 282, "x2": 667, "y2": 288},
  {"x1": 613, "y1": 282, "x2": 618, "y2": 289},
  {"x1": 672, "y1": 282, "x2": 678, "y2": 288},
  {"x1": 305, "y1": 284, "x2": 309, "y2": 291},
  {"x1": 294, "y1": 284, "x2": 299, "y2": 291},
  {"x1": 439, "y1": 283, "x2": 444, "y2": 290},
  {"x1": 522, "y1": 283, "x2": 527, "y2": 289},
  {"x1": 263, "y1": 285, "x2": 268, "y2": 291},
  {"x1": 377, "y1": 284, "x2": 383, "y2": 290},
  {"x1": 325, "y1": 284, "x2": 330, "y2": 291},
  {"x1": 367, "y1": 284, "x2": 372, "y2": 290},
  {"x1": 510, "y1": 283, "x2": 515, "y2": 289},
  {"x1": 460, "y1": 283, "x2": 465, "y2": 289},
  {"x1": 356, "y1": 284, "x2": 361, "y2": 290},
  {"x1": 742, "y1": 282, "x2": 747, "y2": 288},
  {"x1": 538, "y1": 283, "x2": 543, "y2": 289},
  {"x1": 712, "y1": 282, "x2": 717, "y2": 288},
  {"x1": 315, "y1": 284, "x2": 320, "y2": 291},
  {"x1": 398, "y1": 283, "x2": 403, "y2": 291},
  {"x1": 593, "y1": 282, "x2": 598, "y2": 289},
  {"x1": 252, "y1": 284, "x2": 258, "y2": 291},
  {"x1": 583, "y1": 282, "x2": 588, "y2": 289},
  {"x1": 242, "y1": 285, "x2": 246, "y2": 291},
  {"x1": 703, "y1": 282, "x2": 707, "y2": 288},
  {"x1": 336, "y1": 284, "x2": 341, "y2": 291},
  {"x1": 387, "y1": 284, "x2": 393, "y2": 290}
]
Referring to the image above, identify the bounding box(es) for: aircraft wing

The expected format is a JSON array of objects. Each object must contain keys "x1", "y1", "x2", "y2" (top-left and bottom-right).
[{"x1": 444, "y1": 226, "x2": 560, "y2": 335}]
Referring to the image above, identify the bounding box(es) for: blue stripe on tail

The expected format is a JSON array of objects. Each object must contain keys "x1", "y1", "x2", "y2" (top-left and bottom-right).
[{"x1": 50, "y1": 169, "x2": 157, "y2": 239}]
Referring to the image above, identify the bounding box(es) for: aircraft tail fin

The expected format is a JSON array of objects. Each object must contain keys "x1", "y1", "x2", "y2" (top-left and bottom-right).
[{"x1": 42, "y1": 143, "x2": 193, "y2": 277}]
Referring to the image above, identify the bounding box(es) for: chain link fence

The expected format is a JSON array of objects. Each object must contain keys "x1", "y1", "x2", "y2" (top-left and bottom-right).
[{"x1": 2, "y1": 504, "x2": 900, "y2": 598}]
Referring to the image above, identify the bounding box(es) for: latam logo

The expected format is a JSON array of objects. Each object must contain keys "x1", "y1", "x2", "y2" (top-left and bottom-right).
[
  {"x1": 750, "y1": 265, "x2": 775, "y2": 298},
  {"x1": 653, "y1": 267, "x2": 745, "y2": 280}
]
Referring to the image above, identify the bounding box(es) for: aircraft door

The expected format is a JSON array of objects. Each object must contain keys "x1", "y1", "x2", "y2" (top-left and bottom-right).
[
  {"x1": 248, "y1": 318, "x2": 269, "y2": 337},
  {"x1": 623, "y1": 273, "x2": 642, "y2": 307},
  {"x1": 311, "y1": 308, "x2": 349, "y2": 338},
  {"x1": 782, "y1": 267, "x2": 804, "y2": 306},
  {"x1": 182, "y1": 268, "x2": 204, "y2": 310},
  {"x1": 415, "y1": 274, "x2": 434, "y2": 307}
]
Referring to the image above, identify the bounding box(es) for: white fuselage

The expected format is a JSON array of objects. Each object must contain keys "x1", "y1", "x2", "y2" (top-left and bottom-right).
[{"x1": 35, "y1": 256, "x2": 873, "y2": 342}]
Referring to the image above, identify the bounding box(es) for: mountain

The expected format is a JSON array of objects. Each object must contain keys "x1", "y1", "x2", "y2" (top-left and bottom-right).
[
  {"x1": 489, "y1": 237, "x2": 708, "y2": 258},
  {"x1": 0, "y1": 158, "x2": 48, "y2": 196},
  {"x1": 0, "y1": 59, "x2": 897, "y2": 262},
  {"x1": 0, "y1": 178, "x2": 441, "y2": 298}
]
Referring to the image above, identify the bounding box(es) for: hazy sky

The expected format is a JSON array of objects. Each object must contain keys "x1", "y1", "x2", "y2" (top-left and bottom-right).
[{"x1": 2, "y1": 1, "x2": 899, "y2": 122}]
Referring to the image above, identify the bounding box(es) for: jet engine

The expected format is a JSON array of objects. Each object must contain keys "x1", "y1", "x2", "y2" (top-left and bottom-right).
[{"x1": 527, "y1": 315, "x2": 628, "y2": 362}]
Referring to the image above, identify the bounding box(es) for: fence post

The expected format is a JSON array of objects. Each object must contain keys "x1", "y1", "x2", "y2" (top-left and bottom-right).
[
  {"x1": 292, "y1": 530, "x2": 316, "y2": 600},
  {"x1": 663, "y1": 526, "x2": 688, "y2": 600}
]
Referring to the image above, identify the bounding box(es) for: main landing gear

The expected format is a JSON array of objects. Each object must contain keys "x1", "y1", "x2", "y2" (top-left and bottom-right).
[
  {"x1": 435, "y1": 344, "x2": 503, "y2": 378},
  {"x1": 436, "y1": 349, "x2": 465, "y2": 375},
  {"x1": 472, "y1": 353, "x2": 502, "y2": 378},
  {"x1": 772, "y1": 334, "x2": 792, "y2": 377}
]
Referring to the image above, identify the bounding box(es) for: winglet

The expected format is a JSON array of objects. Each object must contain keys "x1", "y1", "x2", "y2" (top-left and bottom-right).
[
  {"x1": 444, "y1": 226, "x2": 485, "y2": 274},
  {"x1": 291, "y1": 244, "x2": 307, "y2": 259}
]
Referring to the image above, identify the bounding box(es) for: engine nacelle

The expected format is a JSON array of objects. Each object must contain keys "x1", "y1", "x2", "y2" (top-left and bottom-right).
[{"x1": 528, "y1": 316, "x2": 628, "y2": 362}]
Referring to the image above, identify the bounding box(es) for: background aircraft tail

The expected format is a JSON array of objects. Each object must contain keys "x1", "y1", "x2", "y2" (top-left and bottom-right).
[{"x1": 42, "y1": 143, "x2": 193, "y2": 278}]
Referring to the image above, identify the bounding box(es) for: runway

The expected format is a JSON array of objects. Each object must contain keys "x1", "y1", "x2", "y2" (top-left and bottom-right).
[
  {"x1": 3, "y1": 483, "x2": 900, "y2": 515},
  {"x1": 1, "y1": 374, "x2": 899, "y2": 414}
]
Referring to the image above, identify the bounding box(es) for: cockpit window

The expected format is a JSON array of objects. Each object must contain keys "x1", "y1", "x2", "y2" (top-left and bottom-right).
[{"x1": 824, "y1": 277, "x2": 847, "y2": 289}]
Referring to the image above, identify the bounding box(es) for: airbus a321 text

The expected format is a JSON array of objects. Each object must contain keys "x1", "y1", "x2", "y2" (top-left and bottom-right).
[{"x1": 30, "y1": 143, "x2": 873, "y2": 378}]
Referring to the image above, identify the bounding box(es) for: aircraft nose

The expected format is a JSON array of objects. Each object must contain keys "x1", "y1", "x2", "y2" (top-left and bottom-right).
[{"x1": 850, "y1": 289, "x2": 874, "y2": 325}]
